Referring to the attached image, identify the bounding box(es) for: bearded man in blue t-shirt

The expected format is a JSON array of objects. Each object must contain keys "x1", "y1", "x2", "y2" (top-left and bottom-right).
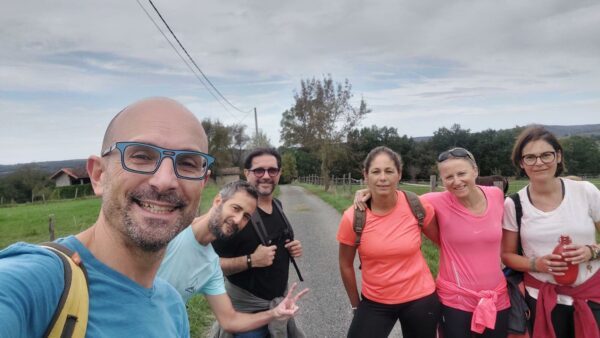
[{"x1": 0, "y1": 97, "x2": 210, "y2": 337}]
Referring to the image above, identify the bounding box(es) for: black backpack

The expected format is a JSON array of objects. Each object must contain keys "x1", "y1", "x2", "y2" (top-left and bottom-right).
[{"x1": 503, "y1": 193, "x2": 530, "y2": 335}]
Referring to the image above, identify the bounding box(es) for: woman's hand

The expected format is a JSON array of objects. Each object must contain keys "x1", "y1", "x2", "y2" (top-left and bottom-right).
[
  {"x1": 353, "y1": 189, "x2": 371, "y2": 211},
  {"x1": 562, "y1": 243, "x2": 594, "y2": 265},
  {"x1": 534, "y1": 254, "x2": 567, "y2": 275}
]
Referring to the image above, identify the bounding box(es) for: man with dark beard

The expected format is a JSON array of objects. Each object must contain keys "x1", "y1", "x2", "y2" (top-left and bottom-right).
[
  {"x1": 158, "y1": 180, "x2": 308, "y2": 334},
  {"x1": 0, "y1": 97, "x2": 210, "y2": 337},
  {"x1": 212, "y1": 148, "x2": 304, "y2": 338}
]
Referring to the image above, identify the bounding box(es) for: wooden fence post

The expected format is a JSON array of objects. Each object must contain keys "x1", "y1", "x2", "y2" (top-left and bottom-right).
[
  {"x1": 347, "y1": 172, "x2": 352, "y2": 194},
  {"x1": 430, "y1": 175, "x2": 437, "y2": 192},
  {"x1": 49, "y1": 214, "x2": 55, "y2": 241}
]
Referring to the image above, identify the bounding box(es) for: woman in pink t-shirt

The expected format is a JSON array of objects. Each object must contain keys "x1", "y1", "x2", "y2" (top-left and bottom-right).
[
  {"x1": 338, "y1": 146, "x2": 441, "y2": 338},
  {"x1": 424, "y1": 147, "x2": 510, "y2": 338}
]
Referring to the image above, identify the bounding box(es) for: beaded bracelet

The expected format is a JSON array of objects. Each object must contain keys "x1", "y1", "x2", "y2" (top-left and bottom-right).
[
  {"x1": 529, "y1": 256, "x2": 538, "y2": 272},
  {"x1": 586, "y1": 245, "x2": 600, "y2": 261}
]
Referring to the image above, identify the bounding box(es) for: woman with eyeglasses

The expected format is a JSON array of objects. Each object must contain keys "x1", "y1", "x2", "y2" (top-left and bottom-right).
[
  {"x1": 339, "y1": 146, "x2": 441, "y2": 338},
  {"x1": 501, "y1": 125, "x2": 600, "y2": 338},
  {"x1": 354, "y1": 146, "x2": 511, "y2": 337}
]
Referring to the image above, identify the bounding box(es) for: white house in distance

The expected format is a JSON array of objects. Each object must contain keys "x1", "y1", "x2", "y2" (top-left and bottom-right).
[{"x1": 50, "y1": 167, "x2": 91, "y2": 187}]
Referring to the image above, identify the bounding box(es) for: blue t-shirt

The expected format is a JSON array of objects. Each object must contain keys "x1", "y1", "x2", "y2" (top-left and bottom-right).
[
  {"x1": 157, "y1": 226, "x2": 226, "y2": 302},
  {"x1": 0, "y1": 236, "x2": 190, "y2": 338}
]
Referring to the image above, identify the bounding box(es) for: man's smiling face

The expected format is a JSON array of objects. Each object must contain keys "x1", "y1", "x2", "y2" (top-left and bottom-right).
[{"x1": 96, "y1": 98, "x2": 208, "y2": 252}]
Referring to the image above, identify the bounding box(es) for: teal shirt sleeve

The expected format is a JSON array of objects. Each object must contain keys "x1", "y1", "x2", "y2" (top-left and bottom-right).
[
  {"x1": 0, "y1": 243, "x2": 64, "y2": 338},
  {"x1": 201, "y1": 250, "x2": 226, "y2": 296}
]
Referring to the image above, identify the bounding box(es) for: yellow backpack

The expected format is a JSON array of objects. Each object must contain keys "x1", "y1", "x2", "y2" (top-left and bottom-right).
[{"x1": 40, "y1": 242, "x2": 89, "y2": 338}]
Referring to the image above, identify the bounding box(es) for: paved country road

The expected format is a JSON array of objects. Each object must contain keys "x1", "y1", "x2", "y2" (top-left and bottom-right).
[{"x1": 279, "y1": 185, "x2": 402, "y2": 338}]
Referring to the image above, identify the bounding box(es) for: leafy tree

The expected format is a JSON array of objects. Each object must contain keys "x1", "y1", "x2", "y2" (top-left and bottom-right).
[
  {"x1": 282, "y1": 147, "x2": 320, "y2": 177},
  {"x1": 248, "y1": 129, "x2": 272, "y2": 149},
  {"x1": 230, "y1": 124, "x2": 250, "y2": 168},
  {"x1": 342, "y1": 125, "x2": 417, "y2": 179},
  {"x1": 0, "y1": 165, "x2": 54, "y2": 203},
  {"x1": 469, "y1": 128, "x2": 517, "y2": 176},
  {"x1": 430, "y1": 124, "x2": 474, "y2": 154},
  {"x1": 407, "y1": 141, "x2": 436, "y2": 179},
  {"x1": 561, "y1": 136, "x2": 600, "y2": 176},
  {"x1": 280, "y1": 75, "x2": 370, "y2": 190},
  {"x1": 280, "y1": 152, "x2": 299, "y2": 184}
]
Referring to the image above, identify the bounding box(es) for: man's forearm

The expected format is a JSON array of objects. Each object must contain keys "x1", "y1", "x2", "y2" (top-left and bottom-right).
[
  {"x1": 221, "y1": 308, "x2": 276, "y2": 333},
  {"x1": 219, "y1": 256, "x2": 251, "y2": 276},
  {"x1": 207, "y1": 293, "x2": 277, "y2": 334}
]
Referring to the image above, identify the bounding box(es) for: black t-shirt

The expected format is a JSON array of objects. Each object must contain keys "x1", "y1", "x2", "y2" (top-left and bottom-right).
[{"x1": 212, "y1": 202, "x2": 290, "y2": 300}]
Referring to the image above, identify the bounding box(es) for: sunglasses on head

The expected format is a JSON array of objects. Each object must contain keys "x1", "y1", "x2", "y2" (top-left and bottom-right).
[
  {"x1": 248, "y1": 167, "x2": 280, "y2": 178},
  {"x1": 437, "y1": 147, "x2": 474, "y2": 163}
]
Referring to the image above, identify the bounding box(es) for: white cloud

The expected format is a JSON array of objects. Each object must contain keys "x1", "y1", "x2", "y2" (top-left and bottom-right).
[{"x1": 1, "y1": 0, "x2": 600, "y2": 164}]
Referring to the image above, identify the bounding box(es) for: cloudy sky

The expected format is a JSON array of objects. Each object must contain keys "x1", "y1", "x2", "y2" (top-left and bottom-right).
[{"x1": 2, "y1": 0, "x2": 600, "y2": 164}]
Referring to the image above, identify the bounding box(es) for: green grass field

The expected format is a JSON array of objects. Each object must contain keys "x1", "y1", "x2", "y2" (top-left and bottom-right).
[{"x1": 0, "y1": 183, "x2": 220, "y2": 338}]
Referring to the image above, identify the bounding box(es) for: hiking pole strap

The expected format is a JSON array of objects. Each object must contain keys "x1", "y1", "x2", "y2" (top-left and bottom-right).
[{"x1": 290, "y1": 256, "x2": 304, "y2": 281}]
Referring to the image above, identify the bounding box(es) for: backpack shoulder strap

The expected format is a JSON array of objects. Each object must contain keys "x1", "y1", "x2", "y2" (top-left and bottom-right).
[
  {"x1": 270, "y1": 198, "x2": 304, "y2": 281},
  {"x1": 249, "y1": 211, "x2": 270, "y2": 245},
  {"x1": 40, "y1": 242, "x2": 89, "y2": 338},
  {"x1": 508, "y1": 193, "x2": 523, "y2": 255},
  {"x1": 272, "y1": 198, "x2": 294, "y2": 239},
  {"x1": 509, "y1": 193, "x2": 522, "y2": 228},
  {"x1": 402, "y1": 190, "x2": 426, "y2": 228},
  {"x1": 353, "y1": 208, "x2": 366, "y2": 247}
]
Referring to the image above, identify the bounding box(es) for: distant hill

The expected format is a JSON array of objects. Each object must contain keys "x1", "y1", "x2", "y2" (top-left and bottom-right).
[
  {"x1": 0, "y1": 159, "x2": 87, "y2": 176},
  {"x1": 544, "y1": 124, "x2": 600, "y2": 137},
  {"x1": 413, "y1": 123, "x2": 600, "y2": 142}
]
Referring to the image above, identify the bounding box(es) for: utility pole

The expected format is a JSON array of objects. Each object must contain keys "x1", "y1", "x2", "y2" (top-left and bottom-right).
[{"x1": 254, "y1": 107, "x2": 259, "y2": 137}]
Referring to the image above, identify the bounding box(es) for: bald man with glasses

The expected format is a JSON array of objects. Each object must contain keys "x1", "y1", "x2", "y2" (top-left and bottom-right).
[{"x1": 0, "y1": 97, "x2": 209, "y2": 337}]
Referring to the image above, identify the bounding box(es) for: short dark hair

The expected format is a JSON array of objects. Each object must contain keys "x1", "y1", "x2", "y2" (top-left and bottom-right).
[
  {"x1": 511, "y1": 125, "x2": 564, "y2": 177},
  {"x1": 219, "y1": 180, "x2": 258, "y2": 201},
  {"x1": 244, "y1": 148, "x2": 281, "y2": 169},
  {"x1": 363, "y1": 146, "x2": 403, "y2": 173}
]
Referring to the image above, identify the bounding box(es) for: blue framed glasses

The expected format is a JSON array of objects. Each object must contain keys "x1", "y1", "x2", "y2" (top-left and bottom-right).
[{"x1": 101, "y1": 142, "x2": 215, "y2": 180}]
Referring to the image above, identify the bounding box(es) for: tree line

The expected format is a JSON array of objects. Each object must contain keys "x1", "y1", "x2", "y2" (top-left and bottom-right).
[
  {"x1": 278, "y1": 75, "x2": 600, "y2": 189},
  {"x1": 2, "y1": 75, "x2": 600, "y2": 203}
]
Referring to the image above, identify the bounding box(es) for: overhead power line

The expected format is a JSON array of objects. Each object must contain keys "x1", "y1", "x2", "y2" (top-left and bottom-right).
[
  {"x1": 145, "y1": 0, "x2": 253, "y2": 116},
  {"x1": 135, "y1": 0, "x2": 238, "y2": 119}
]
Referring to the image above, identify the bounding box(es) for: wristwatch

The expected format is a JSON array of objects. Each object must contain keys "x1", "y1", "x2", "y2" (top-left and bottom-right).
[
  {"x1": 246, "y1": 254, "x2": 252, "y2": 269},
  {"x1": 587, "y1": 245, "x2": 600, "y2": 260}
]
